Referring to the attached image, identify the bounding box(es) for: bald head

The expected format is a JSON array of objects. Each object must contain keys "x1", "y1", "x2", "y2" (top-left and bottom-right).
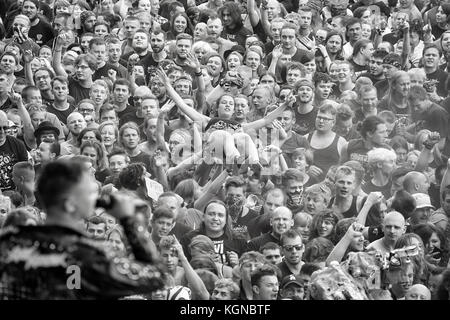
[
  {"x1": 405, "y1": 284, "x2": 431, "y2": 300},
  {"x1": 402, "y1": 171, "x2": 429, "y2": 194},
  {"x1": 0, "y1": 111, "x2": 8, "y2": 145},
  {"x1": 383, "y1": 211, "x2": 406, "y2": 242}
]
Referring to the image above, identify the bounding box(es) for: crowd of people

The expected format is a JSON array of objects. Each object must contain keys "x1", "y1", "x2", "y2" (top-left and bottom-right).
[{"x1": 1, "y1": 0, "x2": 450, "y2": 300}]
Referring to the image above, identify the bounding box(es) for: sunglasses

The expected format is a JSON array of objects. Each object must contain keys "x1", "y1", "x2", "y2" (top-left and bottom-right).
[{"x1": 283, "y1": 245, "x2": 304, "y2": 252}]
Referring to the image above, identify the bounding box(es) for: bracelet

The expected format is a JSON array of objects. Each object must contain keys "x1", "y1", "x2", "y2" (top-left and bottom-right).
[{"x1": 194, "y1": 70, "x2": 202, "y2": 77}]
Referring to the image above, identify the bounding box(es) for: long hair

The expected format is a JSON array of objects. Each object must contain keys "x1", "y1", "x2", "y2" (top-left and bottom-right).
[
  {"x1": 325, "y1": 30, "x2": 344, "y2": 60},
  {"x1": 169, "y1": 12, "x2": 194, "y2": 38},
  {"x1": 79, "y1": 140, "x2": 108, "y2": 171},
  {"x1": 309, "y1": 209, "x2": 340, "y2": 244},
  {"x1": 218, "y1": 2, "x2": 243, "y2": 31}
]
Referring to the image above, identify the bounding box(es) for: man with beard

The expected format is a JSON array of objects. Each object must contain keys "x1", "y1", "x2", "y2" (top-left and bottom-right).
[
  {"x1": 312, "y1": 73, "x2": 333, "y2": 109},
  {"x1": 140, "y1": 30, "x2": 167, "y2": 83},
  {"x1": 21, "y1": 0, "x2": 54, "y2": 46},
  {"x1": 281, "y1": 169, "x2": 306, "y2": 214},
  {"x1": 206, "y1": 16, "x2": 236, "y2": 57},
  {"x1": 224, "y1": 177, "x2": 259, "y2": 241},
  {"x1": 60, "y1": 112, "x2": 86, "y2": 156},
  {"x1": 359, "y1": 49, "x2": 387, "y2": 85},
  {"x1": 291, "y1": 79, "x2": 317, "y2": 136},
  {"x1": 277, "y1": 230, "x2": 305, "y2": 278},
  {"x1": 306, "y1": 104, "x2": 347, "y2": 183},
  {"x1": 173, "y1": 33, "x2": 198, "y2": 78},
  {"x1": 89, "y1": 37, "x2": 119, "y2": 81},
  {"x1": 247, "y1": 206, "x2": 294, "y2": 252},
  {"x1": 353, "y1": 85, "x2": 379, "y2": 124}
]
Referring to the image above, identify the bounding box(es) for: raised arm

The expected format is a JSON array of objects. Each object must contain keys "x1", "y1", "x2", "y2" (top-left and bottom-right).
[
  {"x1": 173, "y1": 236, "x2": 210, "y2": 300},
  {"x1": 10, "y1": 93, "x2": 36, "y2": 149},
  {"x1": 326, "y1": 222, "x2": 365, "y2": 265},
  {"x1": 156, "y1": 68, "x2": 209, "y2": 126},
  {"x1": 247, "y1": 0, "x2": 261, "y2": 27},
  {"x1": 23, "y1": 50, "x2": 35, "y2": 86},
  {"x1": 52, "y1": 34, "x2": 68, "y2": 78},
  {"x1": 194, "y1": 169, "x2": 229, "y2": 212},
  {"x1": 242, "y1": 93, "x2": 295, "y2": 132}
]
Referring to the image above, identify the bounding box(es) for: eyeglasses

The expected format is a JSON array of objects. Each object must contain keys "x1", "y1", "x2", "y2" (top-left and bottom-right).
[
  {"x1": 316, "y1": 116, "x2": 334, "y2": 122},
  {"x1": 0, "y1": 126, "x2": 9, "y2": 132},
  {"x1": 283, "y1": 245, "x2": 304, "y2": 252}
]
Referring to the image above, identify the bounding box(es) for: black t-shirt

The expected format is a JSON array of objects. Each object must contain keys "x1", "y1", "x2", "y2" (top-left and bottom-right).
[
  {"x1": 221, "y1": 25, "x2": 252, "y2": 47},
  {"x1": 426, "y1": 68, "x2": 450, "y2": 98},
  {"x1": 293, "y1": 107, "x2": 318, "y2": 136},
  {"x1": 0, "y1": 136, "x2": 28, "y2": 191},
  {"x1": 68, "y1": 77, "x2": 90, "y2": 102},
  {"x1": 416, "y1": 103, "x2": 450, "y2": 139},
  {"x1": 28, "y1": 19, "x2": 54, "y2": 47},
  {"x1": 358, "y1": 72, "x2": 385, "y2": 86},
  {"x1": 281, "y1": 131, "x2": 310, "y2": 168},
  {"x1": 362, "y1": 179, "x2": 392, "y2": 199},
  {"x1": 46, "y1": 103, "x2": 76, "y2": 125},
  {"x1": 93, "y1": 63, "x2": 120, "y2": 81},
  {"x1": 129, "y1": 150, "x2": 151, "y2": 172},
  {"x1": 374, "y1": 79, "x2": 390, "y2": 100},
  {"x1": 0, "y1": 97, "x2": 13, "y2": 111},
  {"x1": 231, "y1": 209, "x2": 260, "y2": 241},
  {"x1": 118, "y1": 105, "x2": 137, "y2": 126}
]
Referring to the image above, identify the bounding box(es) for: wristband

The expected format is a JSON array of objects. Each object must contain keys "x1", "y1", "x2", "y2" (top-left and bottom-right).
[{"x1": 194, "y1": 70, "x2": 202, "y2": 77}]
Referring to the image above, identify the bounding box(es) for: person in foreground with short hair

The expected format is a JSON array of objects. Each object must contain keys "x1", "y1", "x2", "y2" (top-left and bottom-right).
[{"x1": 0, "y1": 159, "x2": 166, "y2": 299}]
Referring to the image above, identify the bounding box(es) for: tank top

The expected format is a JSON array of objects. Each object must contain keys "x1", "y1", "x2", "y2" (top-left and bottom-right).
[
  {"x1": 307, "y1": 133, "x2": 340, "y2": 180},
  {"x1": 329, "y1": 196, "x2": 358, "y2": 219}
]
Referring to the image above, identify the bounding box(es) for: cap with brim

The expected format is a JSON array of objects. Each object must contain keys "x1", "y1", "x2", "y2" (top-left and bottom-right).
[
  {"x1": 412, "y1": 193, "x2": 435, "y2": 210},
  {"x1": 224, "y1": 45, "x2": 245, "y2": 61},
  {"x1": 34, "y1": 121, "x2": 60, "y2": 138},
  {"x1": 281, "y1": 274, "x2": 304, "y2": 289}
]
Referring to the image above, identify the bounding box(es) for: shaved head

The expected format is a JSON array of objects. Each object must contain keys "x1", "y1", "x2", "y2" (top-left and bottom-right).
[
  {"x1": 402, "y1": 171, "x2": 429, "y2": 194},
  {"x1": 405, "y1": 284, "x2": 431, "y2": 300}
]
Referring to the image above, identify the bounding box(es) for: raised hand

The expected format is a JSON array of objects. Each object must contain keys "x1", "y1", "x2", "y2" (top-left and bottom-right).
[
  {"x1": 23, "y1": 49, "x2": 34, "y2": 64},
  {"x1": 272, "y1": 44, "x2": 283, "y2": 60},
  {"x1": 366, "y1": 192, "x2": 384, "y2": 207},
  {"x1": 160, "y1": 99, "x2": 176, "y2": 114},
  {"x1": 107, "y1": 69, "x2": 117, "y2": 83},
  {"x1": 7, "y1": 90, "x2": 23, "y2": 106},
  {"x1": 184, "y1": 52, "x2": 201, "y2": 71},
  {"x1": 307, "y1": 165, "x2": 323, "y2": 179}
]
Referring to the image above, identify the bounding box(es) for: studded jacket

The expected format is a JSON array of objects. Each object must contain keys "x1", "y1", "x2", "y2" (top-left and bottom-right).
[{"x1": 0, "y1": 217, "x2": 166, "y2": 299}]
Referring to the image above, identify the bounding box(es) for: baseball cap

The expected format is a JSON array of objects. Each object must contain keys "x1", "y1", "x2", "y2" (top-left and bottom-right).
[
  {"x1": 280, "y1": 274, "x2": 304, "y2": 289},
  {"x1": 412, "y1": 193, "x2": 435, "y2": 210},
  {"x1": 224, "y1": 45, "x2": 245, "y2": 61}
]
